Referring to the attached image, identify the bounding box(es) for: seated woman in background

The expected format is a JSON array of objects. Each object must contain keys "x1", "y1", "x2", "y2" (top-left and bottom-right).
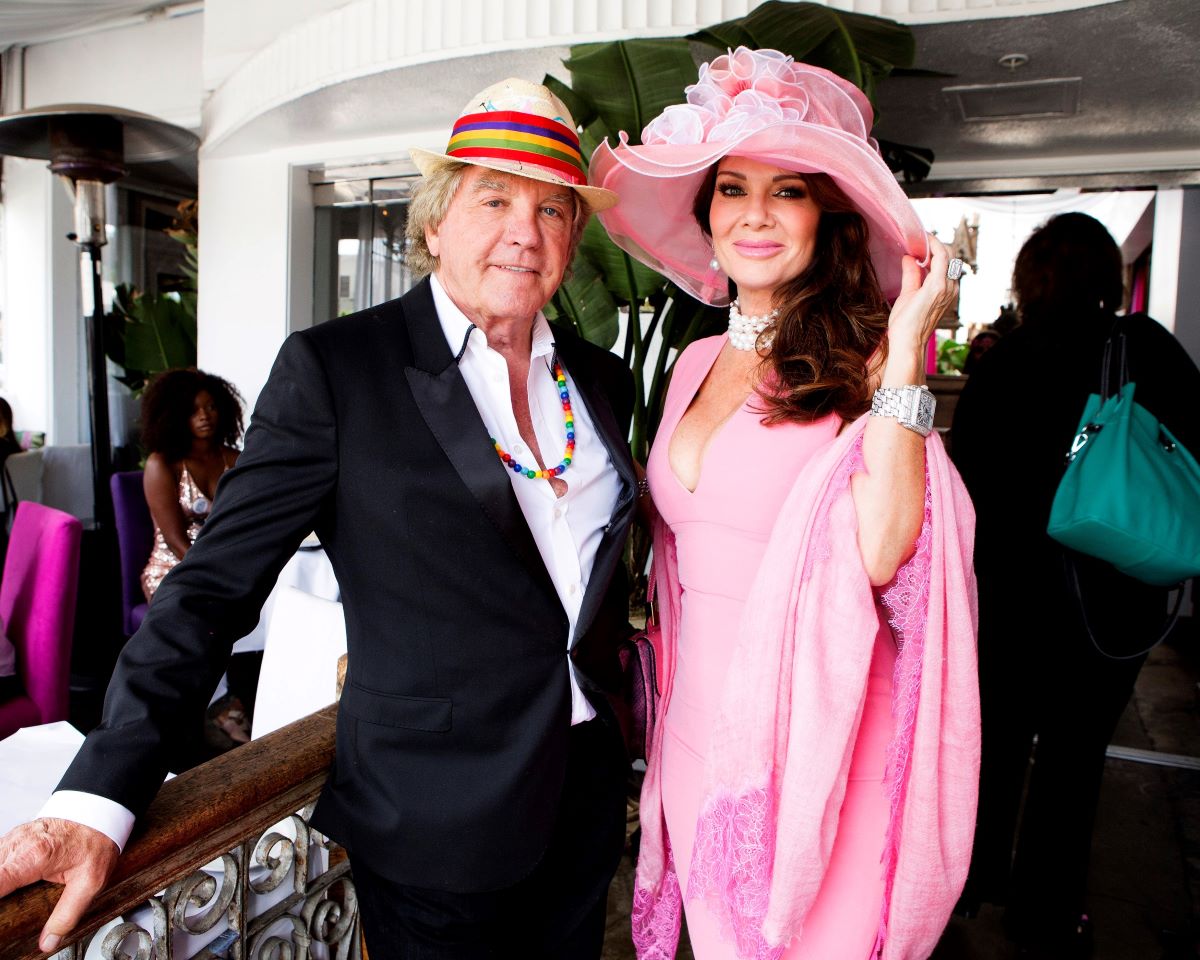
[
  {"x1": 140, "y1": 368, "x2": 244, "y2": 601},
  {"x1": 140, "y1": 368, "x2": 248, "y2": 748}
]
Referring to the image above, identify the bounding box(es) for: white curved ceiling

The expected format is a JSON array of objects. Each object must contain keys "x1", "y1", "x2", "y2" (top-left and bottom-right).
[{"x1": 0, "y1": 0, "x2": 199, "y2": 48}]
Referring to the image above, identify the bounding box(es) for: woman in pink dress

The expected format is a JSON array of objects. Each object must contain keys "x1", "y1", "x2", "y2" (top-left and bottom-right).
[{"x1": 591, "y1": 50, "x2": 981, "y2": 959}]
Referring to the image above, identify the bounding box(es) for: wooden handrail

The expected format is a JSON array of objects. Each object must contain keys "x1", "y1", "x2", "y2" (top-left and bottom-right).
[{"x1": 0, "y1": 704, "x2": 337, "y2": 959}]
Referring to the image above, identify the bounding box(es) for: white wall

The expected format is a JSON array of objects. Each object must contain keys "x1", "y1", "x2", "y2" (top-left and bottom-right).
[
  {"x1": 1156, "y1": 187, "x2": 1200, "y2": 368},
  {"x1": 1149, "y1": 190, "x2": 1183, "y2": 335},
  {"x1": 196, "y1": 151, "x2": 289, "y2": 409},
  {"x1": 21, "y1": 12, "x2": 203, "y2": 128},
  {"x1": 1, "y1": 159, "x2": 80, "y2": 443}
]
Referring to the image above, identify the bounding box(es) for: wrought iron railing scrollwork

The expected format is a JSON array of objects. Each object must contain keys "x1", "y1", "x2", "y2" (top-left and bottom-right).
[{"x1": 0, "y1": 705, "x2": 356, "y2": 960}]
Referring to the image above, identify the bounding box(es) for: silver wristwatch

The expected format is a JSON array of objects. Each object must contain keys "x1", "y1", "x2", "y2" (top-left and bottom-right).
[{"x1": 869, "y1": 385, "x2": 935, "y2": 437}]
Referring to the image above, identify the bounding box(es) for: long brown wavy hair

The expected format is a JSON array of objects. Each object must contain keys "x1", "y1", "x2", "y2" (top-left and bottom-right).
[{"x1": 693, "y1": 164, "x2": 890, "y2": 424}]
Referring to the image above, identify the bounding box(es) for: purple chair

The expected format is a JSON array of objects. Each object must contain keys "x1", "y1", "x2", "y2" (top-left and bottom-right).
[
  {"x1": 111, "y1": 470, "x2": 152, "y2": 635},
  {"x1": 0, "y1": 502, "x2": 83, "y2": 738}
]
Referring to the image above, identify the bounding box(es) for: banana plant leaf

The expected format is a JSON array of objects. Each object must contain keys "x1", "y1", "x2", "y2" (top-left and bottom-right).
[
  {"x1": 542, "y1": 74, "x2": 598, "y2": 129},
  {"x1": 689, "y1": 0, "x2": 915, "y2": 104},
  {"x1": 543, "y1": 74, "x2": 613, "y2": 161},
  {"x1": 123, "y1": 294, "x2": 197, "y2": 374},
  {"x1": 544, "y1": 252, "x2": 620, "y2": 349},
  {"x1": 105, "y1": 283, "x2": 197, "y2": 393},
  {"x1": 578, "y1": 219, "x2": 664, "y2": 305},
  {"x1": 561, "y1": 39, "x2": 699, "y2": 144}
]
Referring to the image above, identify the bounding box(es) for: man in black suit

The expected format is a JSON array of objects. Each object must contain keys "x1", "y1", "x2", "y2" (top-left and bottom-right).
[{"x1": 0, "y1": 77, "x2": 637, "y2": 958}]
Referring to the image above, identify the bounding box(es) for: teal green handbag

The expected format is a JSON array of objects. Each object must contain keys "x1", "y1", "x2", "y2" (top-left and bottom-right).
[{"x1": 1048, "y1": 338, "x2": 1200, "y2": 588}]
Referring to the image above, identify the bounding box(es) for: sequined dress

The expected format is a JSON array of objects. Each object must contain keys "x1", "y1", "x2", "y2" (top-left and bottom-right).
[{"x1": 141, "y1": 464, "x2": 217, "y2": 601}]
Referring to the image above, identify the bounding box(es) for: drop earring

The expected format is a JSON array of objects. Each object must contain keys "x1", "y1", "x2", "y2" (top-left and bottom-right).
[{"x1": 709, "y1": 253, "x2": 720, "y2": 272}]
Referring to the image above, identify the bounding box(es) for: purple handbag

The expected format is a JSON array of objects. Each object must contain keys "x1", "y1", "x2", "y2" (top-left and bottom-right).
[
  {"x1": 616, "y1": 565, "x2": 660, "y2": 762},
  {"x1": 618, "y1": 625, "x2": 659, "y2": 762}
]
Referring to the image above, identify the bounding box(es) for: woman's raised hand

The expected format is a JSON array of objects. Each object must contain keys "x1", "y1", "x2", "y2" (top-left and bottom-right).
[{"x1": 887, "y1": 233, "x2": 960, "y2": 354}]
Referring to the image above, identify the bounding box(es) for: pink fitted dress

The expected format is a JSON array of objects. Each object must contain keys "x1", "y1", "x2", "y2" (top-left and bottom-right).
[{"x1": 646, "y1": 335, "x2": 897, "y2": 960}]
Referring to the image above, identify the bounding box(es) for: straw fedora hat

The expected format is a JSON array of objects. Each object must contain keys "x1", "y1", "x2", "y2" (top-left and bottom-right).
[{"x1": 410, "y1": 77, "x2": 618, "y2": 215}]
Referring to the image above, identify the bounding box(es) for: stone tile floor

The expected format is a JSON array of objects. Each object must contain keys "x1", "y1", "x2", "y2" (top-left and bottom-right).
[{"x1": 602, "y1": 631, "x2": 1200, "y2": 960}]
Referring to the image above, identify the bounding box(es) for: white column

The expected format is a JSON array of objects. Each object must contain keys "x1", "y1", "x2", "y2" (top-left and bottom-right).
[
  {"x1": 1172, "y1": 187, "x2": 1200, "y2": 369},
  {"x1": 1148, "y1": 189, "x2": 1182, "y2": 334},
  {"x1": 1, "y1": 159, "x2": 82, "y2": 445},
  {"x1": 196, "y1": 152, "x2": 293, "y2": 412}
]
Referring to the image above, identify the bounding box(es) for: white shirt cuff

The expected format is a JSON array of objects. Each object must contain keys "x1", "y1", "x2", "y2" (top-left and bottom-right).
[{"x1": 36, "y1": 791, "x2": 136, "y2": 852}]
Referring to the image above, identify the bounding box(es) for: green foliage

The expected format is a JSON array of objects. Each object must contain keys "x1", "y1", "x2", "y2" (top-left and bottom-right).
[
  {"x1": 937, "y1": 337, "x2": 969, "y2": 375},
  {"x1": 577, "y1": 219, "x2": 663, "y2": 303},
  {"x1": 104, "y1": 284, "x2": 198, "y2": 394},
  {"x1": 544, "y1": 253, "x2": 619, "y2": 349},
  {"x1": 561, "y1": 40, "x2": 699, "y2": 150}
]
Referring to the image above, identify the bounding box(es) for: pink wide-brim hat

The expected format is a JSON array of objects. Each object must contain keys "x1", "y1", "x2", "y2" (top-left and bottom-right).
[{"x1": 589, "y1": 48, "x2": 928, "y2": 304}]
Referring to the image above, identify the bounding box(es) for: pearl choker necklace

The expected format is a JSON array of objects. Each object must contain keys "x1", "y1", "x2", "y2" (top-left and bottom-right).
[{"x1": 727, "y1": 300, "x2": 779, "y2": 351}]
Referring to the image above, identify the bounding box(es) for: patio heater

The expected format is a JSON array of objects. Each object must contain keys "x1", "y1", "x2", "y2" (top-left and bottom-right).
[{"x1": 0, "y1": 104, "x2": 198, "y2": 531}]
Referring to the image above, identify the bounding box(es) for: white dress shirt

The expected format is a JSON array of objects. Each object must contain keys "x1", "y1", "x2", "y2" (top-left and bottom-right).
[
  {"x1": 36, "y1": 273, "x2": 623, "y2": 850},
  {"x1": 430, "y1": 274, "x2": 621, "y2": 725}
]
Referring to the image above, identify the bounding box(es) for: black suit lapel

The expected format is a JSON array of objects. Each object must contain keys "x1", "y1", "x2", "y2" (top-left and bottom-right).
[
  {"x1": 402, "y1": 280, "x2": 558, "y2": 600},
  {"x1": 553, "y1": 328, "x2": 638, "y2": 645}
]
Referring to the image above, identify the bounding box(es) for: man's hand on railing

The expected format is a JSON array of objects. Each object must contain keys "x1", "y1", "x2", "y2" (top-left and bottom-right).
[{"x1": 0, "y1": 818, "x2": 120, "y2": 954}]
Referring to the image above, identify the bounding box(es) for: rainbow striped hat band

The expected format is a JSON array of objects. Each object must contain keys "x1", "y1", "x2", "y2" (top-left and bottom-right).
[{"x1": 409, "y1": 78, "x2": 618, "y2": 214}]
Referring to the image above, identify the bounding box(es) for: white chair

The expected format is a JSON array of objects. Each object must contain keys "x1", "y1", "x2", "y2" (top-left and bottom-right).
[
  {"x1": 5, "y1": 445, "x2": 95, "y2": 523},
  {"x1": 250, "y1": 586, "x2": 346, "y2": 739},
  {"x1": 5, "y1": 450, "x2": 43, "y2": 507}
]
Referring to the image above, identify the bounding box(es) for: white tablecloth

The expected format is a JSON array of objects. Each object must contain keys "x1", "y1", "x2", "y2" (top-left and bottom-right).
[
  {"x1": 233, "y1": 547, "x2": 340, "y2": 654},
  {"x1": 210, "y1": 547, "x2": 340, "y2": 704}
]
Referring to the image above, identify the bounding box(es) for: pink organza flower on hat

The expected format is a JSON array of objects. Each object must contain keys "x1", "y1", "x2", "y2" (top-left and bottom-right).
[
  {"x1": 639, "y1": 46, "x2": 875, "y2": 151},
  {"x1": 702, "y1": 46, "x2": 793, "y2": 98},
  {"x1": 708, "y1": 88, "x2": 800, "y2": 143},
  {"x1": 642, "y1": 103, "x2": 717, "y2": 146}
]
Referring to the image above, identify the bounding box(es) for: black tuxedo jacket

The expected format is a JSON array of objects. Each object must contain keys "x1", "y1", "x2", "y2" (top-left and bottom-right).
[{"x1": 60, "y1": 278, "x2": 638, "y2": 892}]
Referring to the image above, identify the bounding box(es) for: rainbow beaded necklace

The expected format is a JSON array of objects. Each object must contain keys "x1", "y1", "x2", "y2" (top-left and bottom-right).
[{"x1": 491, "y1": 358, "x2": 575, "y2": 480}]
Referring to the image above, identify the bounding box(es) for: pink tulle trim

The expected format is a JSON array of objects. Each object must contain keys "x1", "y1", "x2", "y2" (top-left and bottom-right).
[{"x1": 632, "y1": 848, "x2": 683, "y2": 960}]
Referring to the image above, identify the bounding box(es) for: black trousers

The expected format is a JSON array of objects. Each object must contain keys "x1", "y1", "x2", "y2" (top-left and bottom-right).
[
  {"x1": 351, "y1": 716, "x2": 628, "y2": 959},
  {"x1": 966, "y1": 619, "x2": 1147, "y2": 942}
]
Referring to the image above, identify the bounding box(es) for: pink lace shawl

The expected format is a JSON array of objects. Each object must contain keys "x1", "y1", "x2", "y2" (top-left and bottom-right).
[{"x1": 633, "y1": 416, "x2": 980, "y2": 960}]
